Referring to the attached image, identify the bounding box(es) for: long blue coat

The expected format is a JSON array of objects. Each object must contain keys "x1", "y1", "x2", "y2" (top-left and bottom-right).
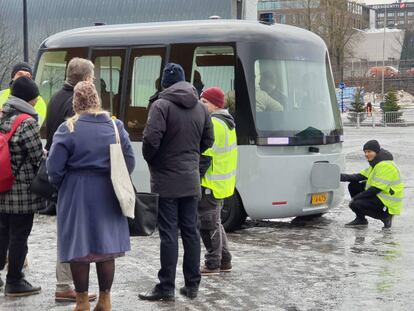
[{"x1": 47, "y1": 113, "x2": 135, "y2": 262}]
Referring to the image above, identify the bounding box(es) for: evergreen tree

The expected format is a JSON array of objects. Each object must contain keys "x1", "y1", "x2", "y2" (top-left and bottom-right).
[
  {"x1": 349, "y1": 88, "x2": 365, "y2": 113},
  {"x1": 383, "y1": 91, "x2": 400, "y2": 112},
  {"x1": 383, "y1": 91, "x2": 402, "y2": 124},
  {"x1": 347, "y1": 88, "x2": 366, "y2": 123}
]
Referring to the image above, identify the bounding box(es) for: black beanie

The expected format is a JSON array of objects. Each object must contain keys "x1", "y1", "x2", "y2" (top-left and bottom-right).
[
  {"x1": 11, "y1": 62, "x2": 33, "y2": 79},
  {"x1": 11, "y1": 77, "x2": 39, "y2": 102},
  {"x1": 363, "y1": 140, "x2": 381, "y2": 153},
  {"x1": 161, "y1": 63, "x2": 185, "y2": 88}
]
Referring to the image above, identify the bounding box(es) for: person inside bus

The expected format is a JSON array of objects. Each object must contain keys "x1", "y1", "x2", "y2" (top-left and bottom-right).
[
  {"x1": 255, "y1": 77, "x2": 284, "y2": 112},
  {"x1": 99, "y1": 78, "x2": 111, "y2": 111},
  {"x1": 259, "y1": 70, "x2": 288, "y2": 108},
  {"x1": 193, "y1": 70, "x2": 204, "y2": 97},
  {"x1": 340, "y1": 140, "x2": 403, "y2": 229}
]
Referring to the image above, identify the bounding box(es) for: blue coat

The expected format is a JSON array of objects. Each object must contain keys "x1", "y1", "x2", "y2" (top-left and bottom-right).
[{"x1": 47, "y1": 113, "x2": 135, "y2": 262}]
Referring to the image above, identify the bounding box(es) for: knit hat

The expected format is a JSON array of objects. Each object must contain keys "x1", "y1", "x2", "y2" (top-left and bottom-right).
[
  {"x1": 363, "y1": 140, "x2": 380, "y2": 153},
  {"x1": 73, "y1": 81, "x2": 101, "y2": 113},
  {"x1": 11, "y1": 62, "x2": 33, "y2": 79},
  {"x1": 11, "y1": 76, "x2": 39, "y2": 102},
  {"x1": 201, "y1": 87, "x2": 225, "y2": 109},
  {"x1": 161, "y1": 63, "x2": 185, "y2": 88}
]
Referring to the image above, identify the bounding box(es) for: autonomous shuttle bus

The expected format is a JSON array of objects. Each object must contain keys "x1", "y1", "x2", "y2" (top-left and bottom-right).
[{"x1": 35, "y1": 20, "x2": 344, "y2": 231}]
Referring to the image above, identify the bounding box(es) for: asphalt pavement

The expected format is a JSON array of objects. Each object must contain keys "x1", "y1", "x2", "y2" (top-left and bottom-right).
[{"x1": 1, "y1": 126, "x2": 413, "y2": 311}]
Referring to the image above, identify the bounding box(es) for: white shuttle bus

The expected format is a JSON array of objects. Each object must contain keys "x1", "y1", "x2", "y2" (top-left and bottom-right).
[{"x1": 35, "y1": 20, "x2": 344, "y2": 231}]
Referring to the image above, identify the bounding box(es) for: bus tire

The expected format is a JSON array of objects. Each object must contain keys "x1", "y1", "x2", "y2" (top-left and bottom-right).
[{"x1": 221, "y1": 191, "x2": 246, "y2": 232}]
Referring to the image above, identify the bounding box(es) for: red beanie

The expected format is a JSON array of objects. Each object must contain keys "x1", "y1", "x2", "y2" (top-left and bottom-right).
[{"x1": 201, "y1": 87, "x2": 225, "y2": 109}]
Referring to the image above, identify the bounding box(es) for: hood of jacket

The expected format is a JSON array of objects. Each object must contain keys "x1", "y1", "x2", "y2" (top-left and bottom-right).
[
  {"x1": 369, "y1": 148, "x2": 394, "y2": 167},
  {"x1": 0, "y1": 96, "x2": 38, "y2": 132},
  {"x1": 212, "y1": 109, "x2": 235, "y2": 130},
  {"x1": 159, "y1": 81, "x2": 199, "y2": 109}
]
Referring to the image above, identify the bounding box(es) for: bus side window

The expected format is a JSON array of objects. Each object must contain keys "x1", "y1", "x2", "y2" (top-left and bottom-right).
[
  {"x1": 191, "y1": 46, "x2": 236, "y2": 115},
  {"x1": 91, "y1": 50, "x2": 125, "y2": 118},
  {"x1": 125, "y1": 48, "x2": 165, "y2": 141}
]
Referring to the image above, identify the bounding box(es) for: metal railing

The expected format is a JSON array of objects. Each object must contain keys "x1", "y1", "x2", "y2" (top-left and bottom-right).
[{"x1": 342, "y1": 110, "x2": 414, "y2": 127}]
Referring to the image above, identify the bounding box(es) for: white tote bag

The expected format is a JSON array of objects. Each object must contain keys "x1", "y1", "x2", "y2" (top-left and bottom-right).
[{"x1": 110, "y1": 119, "x2": 135, "y2": 218}]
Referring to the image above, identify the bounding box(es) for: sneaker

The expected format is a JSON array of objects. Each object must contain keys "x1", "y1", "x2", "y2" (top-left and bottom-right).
[
  {"x1": 55, "y1": 289, "x2": 97, "y2": 302},
  {"x1": 200, "y1": 265, "x2": 220, "y2": 276},
  {"x1": 382, "y1": 215, "x2": 393, "y2": 229},
  {"x1": 4, "y1": 279, "x2": 41, "y2": 297},
  {"x1": 138, "y1": 286, "x2": 175, "y2": 301},
  {"x1": 345, "y1": 217, "x2": 368, "y2": 227},
  {"x1": 220, "y1": 262, "x2": 232, "y2": 272},
  {"x1": 179, "y1": 286, "x2": 198, "y2": 299}
]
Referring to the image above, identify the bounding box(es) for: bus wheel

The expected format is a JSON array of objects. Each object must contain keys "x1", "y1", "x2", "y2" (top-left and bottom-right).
[{"x1": 221, "y1": 191, "x2": 246, "y2": 232}]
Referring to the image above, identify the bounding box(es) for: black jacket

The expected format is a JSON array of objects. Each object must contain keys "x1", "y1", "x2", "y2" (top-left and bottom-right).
[
  {"x1": 45, "y1": 83, "x2": 75, "y2": 151},
  {"x1": 341, "y1": 149, "x2": 394, "y2": 200},
  {"x1": 142, "y1": 81, "x2": 214, "y2": 198}
]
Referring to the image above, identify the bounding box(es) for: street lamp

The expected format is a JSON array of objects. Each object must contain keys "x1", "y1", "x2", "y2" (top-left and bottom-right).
[
  {"x1": 381, "y1": 6, "x2": 386, "y2": 104},
  {"x1": 23, "y1": 0, "x2": 28, "y2": 62}
]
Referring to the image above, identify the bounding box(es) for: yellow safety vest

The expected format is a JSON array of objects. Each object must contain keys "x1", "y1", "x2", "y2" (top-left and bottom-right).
[
  {"x1": 360, "y1": 160, "x2": 404, "y2": 215},
  {"x1": 0, "y1": 88, "x2": 47, "y2": 126},
  {"x1": 201, "y1": 117, "x2": 238, "y2": 199}
]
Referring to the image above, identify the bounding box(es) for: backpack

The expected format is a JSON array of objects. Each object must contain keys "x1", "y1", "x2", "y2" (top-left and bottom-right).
[{"x1": 0, "y1": 113, "x2": 32, "y2": 192}]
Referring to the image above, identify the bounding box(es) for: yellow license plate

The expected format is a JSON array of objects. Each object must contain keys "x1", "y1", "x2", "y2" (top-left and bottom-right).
[{"x1": 311, "y1": 193, "x2": 328, "y2": 205}]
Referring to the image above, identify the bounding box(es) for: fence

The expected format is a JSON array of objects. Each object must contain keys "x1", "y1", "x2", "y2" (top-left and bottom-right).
[{"x1": 342, "y1": 110, "x2": 414, "y2": 127}]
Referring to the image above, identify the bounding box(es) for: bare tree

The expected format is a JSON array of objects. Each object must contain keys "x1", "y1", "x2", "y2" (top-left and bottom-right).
[{"x1": 0, "y1": 17, "x2": 20, "y2": 89}]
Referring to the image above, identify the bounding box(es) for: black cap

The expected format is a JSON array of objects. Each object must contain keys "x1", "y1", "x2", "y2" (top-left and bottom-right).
[
  {"x1": 11, "y1": 77, "x2": 39, "y2": 102},
  {"x1": 161, "y1": 63, "x2": 185, "y2": 88},
  {"x1": 363, "y1": 140, "x2": 381, "y2": 153},
  {"x1": 11, "y1": 62, "x2": 33, "y2": 79}
]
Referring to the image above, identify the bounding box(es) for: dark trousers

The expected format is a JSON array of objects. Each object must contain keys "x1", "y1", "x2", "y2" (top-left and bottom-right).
[
  {"x1": 198, "y1": 188, "x2": 232, "y2": 269},
  {"x1": 157, "y1": 197, "x2": 201, "y2": 292},
  {"x1": 348, "y1": 182, "x2": 389, "y2": 220},
  {"x1": 0, "y1": 213, "x2": 34, "y2": 284}
]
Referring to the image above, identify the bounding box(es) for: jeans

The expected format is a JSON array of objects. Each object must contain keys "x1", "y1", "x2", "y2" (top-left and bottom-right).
[
  {"x1": 348, "y1": 181, "x2": 389, "y2": 220},
  {"x1": 0, "y1": 213, "x2": 34, "y2": 284},
  {"x1": 198, "y1": 187, "x2": 231, "y2": 269},
  {"x1": 157, "y1": 197, "x2": 201, "y2": 292}
]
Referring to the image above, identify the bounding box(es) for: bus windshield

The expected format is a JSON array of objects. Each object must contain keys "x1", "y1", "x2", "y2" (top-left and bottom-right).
[{"x1": 239, "y1": 41, "x2": 342, "y2": 140}]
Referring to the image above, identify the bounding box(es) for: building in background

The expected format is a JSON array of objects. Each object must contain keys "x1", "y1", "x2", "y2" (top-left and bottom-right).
[
  {"x1": 370, "y1": 1, "x2": 414, "y2": 30},
  {"x1": 0, "y1": 0, "x2": 258, "y2": 88},
  {"x1": 257, "y1": 0, "x2": 371, "y2": 30}
]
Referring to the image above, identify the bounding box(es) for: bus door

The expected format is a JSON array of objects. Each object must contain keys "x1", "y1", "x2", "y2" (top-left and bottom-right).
[
  {"x1": 91, "y1": 49, "x2": 127, "y2": 118},
  {"x1": 124, "y1": 47, "x2": 166, "y2": 141},
  {"x1": 169, "y1": 44, "x2": 236, "y2": 114}
]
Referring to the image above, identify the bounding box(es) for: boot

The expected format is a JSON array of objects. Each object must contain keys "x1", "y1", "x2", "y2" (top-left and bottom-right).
[
  {"x1": 382, "y1": 215, "x2": 393, "y2": 229},
  {"x1": 93, "y1": 290, "x2": 111, "y2": 311},
  {"x1": 345, "y1": 217, "x2": 368, "y2": 227},
  {"x1": 73, "y1": 292, "x2": 90, "y2": 311}
]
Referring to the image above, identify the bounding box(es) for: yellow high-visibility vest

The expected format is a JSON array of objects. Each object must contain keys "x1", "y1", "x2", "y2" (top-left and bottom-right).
[
  {"x1": 201, "y1": 116, "x2": 238, "y2": 199},
  {"x1": 0, "y1": 88, "x2": 47, "y2": 126},
  {"x1": 360, "y1": 160, "x2": 404, "y2": 215}
]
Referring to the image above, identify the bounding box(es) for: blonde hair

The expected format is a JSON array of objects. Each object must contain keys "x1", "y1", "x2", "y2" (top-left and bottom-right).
[
  {"x1": 66, "y1": 81, "x2": 108, "y2": 133},
  {"x1": 66, "y1": 109, "x2": 109, "y2": 133}
]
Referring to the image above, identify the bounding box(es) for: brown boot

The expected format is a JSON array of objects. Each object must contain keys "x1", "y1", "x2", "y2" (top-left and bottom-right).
[
  {"x1": 93, "y1": 290, "x2": 111, "y2": 311},
  {"x1": 73, "y1": 292, "x2": 90, "y2": 311}
]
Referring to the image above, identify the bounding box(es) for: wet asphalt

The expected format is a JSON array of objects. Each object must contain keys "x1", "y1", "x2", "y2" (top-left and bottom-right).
[{"x1": 0, "y1": 126, "x2": 413, "y2": 311}]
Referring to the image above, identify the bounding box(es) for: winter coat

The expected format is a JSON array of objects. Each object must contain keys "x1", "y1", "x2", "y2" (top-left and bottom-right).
[
  {"x1": 45, "y1": 83, "x2": 75, "y2": 151},
  {"x1": 46, "y1": 114, "x2": 135, "y2": 262},
  {"x1": 142, "y1": 81, "x2": 214, "y2": 198},
  {"x1": 0, "y1": 96, "x2": 44, "y2": 214}
]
